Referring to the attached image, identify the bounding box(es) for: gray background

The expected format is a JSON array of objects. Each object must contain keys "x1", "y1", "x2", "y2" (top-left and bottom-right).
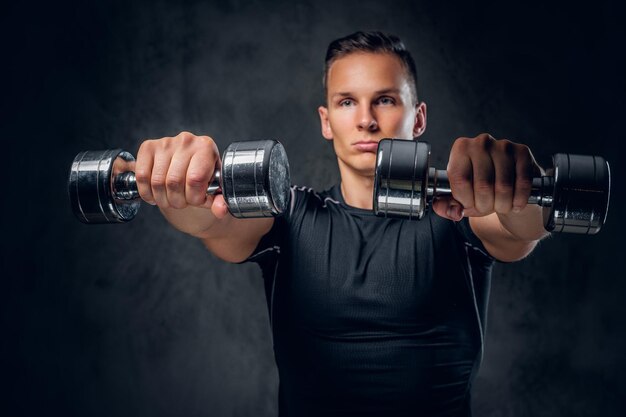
[{"x1": 2, "y1": 0, "x2": 625, "y2": 416}]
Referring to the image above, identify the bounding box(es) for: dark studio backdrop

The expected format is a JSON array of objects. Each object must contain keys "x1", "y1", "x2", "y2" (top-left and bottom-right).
[{"x1": 2, "y1": 0, "x2": 625, "y2": 416}]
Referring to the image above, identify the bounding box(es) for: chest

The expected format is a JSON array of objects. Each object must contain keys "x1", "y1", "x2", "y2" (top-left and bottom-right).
[{"x1": 277, "y1": 208, "x2": 467, "y2": 334}]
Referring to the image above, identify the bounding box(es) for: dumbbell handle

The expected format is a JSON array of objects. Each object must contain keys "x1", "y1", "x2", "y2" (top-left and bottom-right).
[
  {"x1": 112, "y1": 171, "x2": 222, "y2": 201},
  {"x1": 427, "y1": 169, "x2": 555, "y2": 206}
]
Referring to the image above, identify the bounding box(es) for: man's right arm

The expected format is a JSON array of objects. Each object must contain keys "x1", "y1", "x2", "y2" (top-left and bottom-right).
[{"x1": 135, "y1": 131, "x2": 274, "y2": 263}]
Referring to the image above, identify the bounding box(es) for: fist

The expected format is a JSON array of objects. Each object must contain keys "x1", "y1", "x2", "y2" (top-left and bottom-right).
[
  {"x1": 134, "y1": 131, "x2": 229, "y2": 218},
  {"x1": 432, "y1": 133, "x2": 542, "y2": 221}
]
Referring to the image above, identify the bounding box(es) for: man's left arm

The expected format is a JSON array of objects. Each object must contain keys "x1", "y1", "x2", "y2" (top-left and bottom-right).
[{"x1": 432, "y1": 133, "x2": 550, "y2": 262}]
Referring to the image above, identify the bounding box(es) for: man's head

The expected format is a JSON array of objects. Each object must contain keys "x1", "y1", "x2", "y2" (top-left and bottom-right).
[
  {"x1": 318, "y1": 31, "x2": 427, "y2": 177},
  {"x1": 323, "y1": 31, "x2": 419, "y2": 105}
]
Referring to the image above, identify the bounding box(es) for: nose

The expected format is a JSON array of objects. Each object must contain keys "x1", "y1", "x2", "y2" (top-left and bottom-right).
[{"x1": 357, "y1": 106, "x2": 378, "y2": 131}]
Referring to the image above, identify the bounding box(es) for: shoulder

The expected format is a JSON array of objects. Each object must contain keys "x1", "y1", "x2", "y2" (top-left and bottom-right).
[{"x1": 287, "y1": 184, "x2": 342, "y2": 217}]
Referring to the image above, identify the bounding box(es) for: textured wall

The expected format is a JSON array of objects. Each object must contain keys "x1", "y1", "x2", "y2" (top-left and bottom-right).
[{"x1": 2, "y1": 0, "x2": 625, "y2": 416}]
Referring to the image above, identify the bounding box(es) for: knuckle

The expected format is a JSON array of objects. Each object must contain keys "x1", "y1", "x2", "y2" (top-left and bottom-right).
[
  {"x1": 516, "y1": 177, "x2": 533, "y2": 191},
  {"x1": 197, "y1": 135, "x2": 215, "y2": 145},
  {"x1": 475, "y1": 134, "x2": 495, "y2": 150},
  {"x1": 138, "y1": 140, "x2": 149, "y2": 153},
  {"x1": 142, "y1": 138, "x2": 156, "y2": 148},
  {"x1": 135, "y1": 169, "x2": 150, "y2": 183},
  {"x1": 449, "y1": 177, "x2": 470, "y2": 189},
  {"x1": 451, "y1": 137, "x2": 470, "y2": 151},
  {"x1": 177, "y1": 131, "x2": 195, "y2": 144},
  {"x1": 446, "y1": 163, "x2": 471, "y2": 180},
  {"x1": 186, "y1": 172, "x2": 207, "y2": 188},
  {"x1": 151, "y1": 175, "x2": 167, "y2": 188},
  {"x1": 494, "y1": 181, "x2": 514, "y2": 195},
  {"x1": 197, "y1": 136, "x2": 218, "y2": 154},
  {"x1": 447, "y1": 170, "x2": 471, "y2": 188},
  {"x1": 166, "y1": 175, "x2": 184, "y2": 189},
  {"x1": 157, "y1": 137, "x2": 173, "y2": 150},
  {"x1": 137, "y1": 140, "x2": 155, "y2": 157},
  {"x1": 497, "y1": 139, "x2": 516, "y2": 155},
  {"x1": 518, "y1": 143, "x2": 531, "y2": 154},
  {"x1": 474, "y1": 180, "x2": 493, "y2": 194},
  {"x1": 516, "y1": 144, "x2": 532, "y2": 160}
]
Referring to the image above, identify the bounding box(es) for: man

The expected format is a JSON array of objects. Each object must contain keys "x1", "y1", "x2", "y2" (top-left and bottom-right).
[{"x1": 134, "y1": 32, "x2": 547, "y2": 416}]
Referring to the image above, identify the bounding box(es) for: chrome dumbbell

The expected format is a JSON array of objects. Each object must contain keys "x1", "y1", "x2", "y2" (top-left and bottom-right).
[
  {"x1": 374, "y1": 139, "x2": 610, "y2": 234},
  {"x1": 69, "y1": 140, "x2": 290, "y2": 224}
]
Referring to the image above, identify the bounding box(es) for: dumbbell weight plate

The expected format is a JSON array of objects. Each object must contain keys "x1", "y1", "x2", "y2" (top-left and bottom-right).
[
  {"x1": 221, "y1": 140, "x2": 290, "y2": 218},
  {"x1": 69, "y1": 149, "x2": 140, "y2": 224},
  {"x1": 373, "y1": 139, "x2": 431, "y2": 220},
  {"x1": 545, "y1": 153, "x2": 610, "y2": 234}
]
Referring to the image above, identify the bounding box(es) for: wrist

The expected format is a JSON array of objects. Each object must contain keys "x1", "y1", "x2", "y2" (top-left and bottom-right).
[{"x1": 496, "y1": 205, "x2": 550, "y2": 242}]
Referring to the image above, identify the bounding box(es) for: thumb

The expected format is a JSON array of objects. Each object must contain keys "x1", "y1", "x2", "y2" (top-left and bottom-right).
[
  {"x1": 209, "y1": 194, "x2": 230, "y2": 219},
  {"x1": 431, "y1": 196, "x2": 464, "y2": 221}
]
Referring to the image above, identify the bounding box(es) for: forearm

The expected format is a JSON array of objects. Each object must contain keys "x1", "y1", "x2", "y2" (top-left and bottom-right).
[
  {"x1": 158, "y1": 202, "x2": 274, "y2": 263},
  {"x1": 470, "y1": 205, "x2": 549, "y2": 262},
  {"x1": 159, "y1": 205, "x2": 221, "y2": 238}
]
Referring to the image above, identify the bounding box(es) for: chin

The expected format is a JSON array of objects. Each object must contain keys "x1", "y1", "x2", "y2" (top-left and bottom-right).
[{"x1": 354, "y1": 158, "x2": 377, "y2": 176}]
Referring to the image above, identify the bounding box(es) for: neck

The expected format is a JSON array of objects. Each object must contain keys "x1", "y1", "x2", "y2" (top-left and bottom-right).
[{"x1": 338, "y1": 160, "x2": 375, "y2": 210}]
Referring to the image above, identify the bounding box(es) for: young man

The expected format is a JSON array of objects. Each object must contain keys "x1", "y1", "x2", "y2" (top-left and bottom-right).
[{"x1": 134, "y1": 32, "x2": 547, "y2": 416}]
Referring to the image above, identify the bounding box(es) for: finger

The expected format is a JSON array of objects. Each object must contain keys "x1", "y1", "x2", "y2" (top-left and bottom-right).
[
  {"x1": 492, "y1": 141, "x2": 515, "y2": 214},
  {"x1": 185, "y1": 147, "x2": 217, "y2": 207},
  {"x1": 432, "y1": 196, "x2": 464, "y2": 221},
  {"x1": 151, "y1": 150, "x2": 173, "y2": 209},
  {"x1": 470, "y1": 145, "x2": 496, "y2": 215},
  {"x1": 210, "y1": 194, "x2": 230, "y2": 219},
  {"x1": 165, "y1": 150, "x2": 192, "y2": 209},
  {"x1": 447, "y1": 143, "x2": 475, "y2": 212},
  {"x1": 135, "y1": 140, "x2": 156, "y2": 205},
  {"x1": 512, "y1": 146, "x2": 535, "y2": 212}
]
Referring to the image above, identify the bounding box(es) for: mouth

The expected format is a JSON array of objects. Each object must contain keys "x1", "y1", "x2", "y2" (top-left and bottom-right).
[{"x1": 353, "y1": 140, "x2": 380, "y2": 153}]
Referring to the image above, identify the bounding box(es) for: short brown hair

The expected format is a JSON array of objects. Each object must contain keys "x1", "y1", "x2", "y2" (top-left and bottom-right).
[{"x1": 323, "y1": 31, "x2": 419, "y2": 103}]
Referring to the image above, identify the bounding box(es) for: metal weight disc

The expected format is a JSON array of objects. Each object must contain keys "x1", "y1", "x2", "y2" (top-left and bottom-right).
[
  {"x1": 221, "y1": 140, "x2": 290, "y2": 218},
  {"x1": 544, "y1": 153, "x2": 611, "y2": 234},
  {"x1": 68, "y1": 149, "x2": 140, "y2": 224},
  {"x1": 373, "y1": 139, "x2": 430, "y2": 220}
]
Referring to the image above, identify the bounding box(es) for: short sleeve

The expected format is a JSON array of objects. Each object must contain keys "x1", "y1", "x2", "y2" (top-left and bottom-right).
[
  {"x1": 240, "y1": 185, "x2": 301, "y2": 264},
  {"x1": 454, "y1": 217, "x2": 496, "y2": 262},
  {"x1": 241, "y1": 216, "x2": 285, "y2": 264}
]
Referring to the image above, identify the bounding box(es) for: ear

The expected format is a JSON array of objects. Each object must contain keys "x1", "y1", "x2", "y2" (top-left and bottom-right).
[
  {"x1": 412, "y1": 101, "x2": 427, "y2": 138},
  {"x1": 318, "y1": 106, "x2": 333, "y2": 140}
]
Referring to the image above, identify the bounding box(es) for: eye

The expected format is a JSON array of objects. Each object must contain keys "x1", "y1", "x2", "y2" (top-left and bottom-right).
[
  {"x1": 376, "y1": 96, "x2": 395, "y2": 106},
  {"x1": 339, "y1": 99, "x2": 355, "y2": 107}
]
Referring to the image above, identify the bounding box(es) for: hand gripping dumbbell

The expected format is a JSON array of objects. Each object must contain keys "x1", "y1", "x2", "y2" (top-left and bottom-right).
[
  {"x1": 373, "y1": 139, "x2": 611, "y2": 234},
  {"x1": 68, "y1": 140, "x2": 290, "y2": 224}
]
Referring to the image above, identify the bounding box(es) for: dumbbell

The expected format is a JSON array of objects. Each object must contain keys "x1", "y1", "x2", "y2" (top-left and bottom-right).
[
  {"x1": 373, "y1": 139, "x2": 611, "y2": 234},
  {"x1": 68, "y1": 140, "x2": 290, "y2": 224}
]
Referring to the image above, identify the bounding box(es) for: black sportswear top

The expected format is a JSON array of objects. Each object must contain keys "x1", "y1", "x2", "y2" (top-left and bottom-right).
[{"x1": 246, "y1": 184, "x2": 495, "y2": 417}]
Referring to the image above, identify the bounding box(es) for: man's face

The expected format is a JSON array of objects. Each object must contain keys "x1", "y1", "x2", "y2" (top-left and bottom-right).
[{"x1": 319, "y1": 52, "x2": 427, "y2": 177}]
